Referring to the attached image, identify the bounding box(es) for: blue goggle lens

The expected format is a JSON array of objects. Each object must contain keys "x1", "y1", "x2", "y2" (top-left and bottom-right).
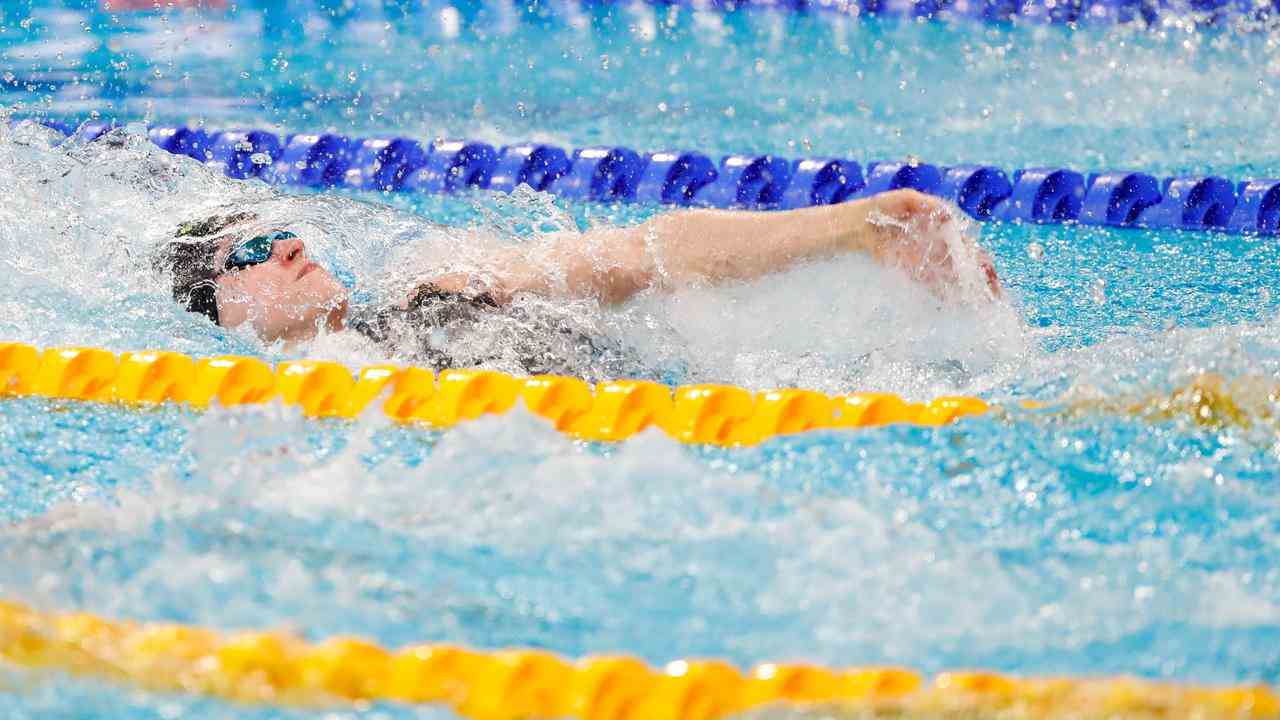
[{"x1": 224, "y1": 230, "x2": 296, "y2": 272}]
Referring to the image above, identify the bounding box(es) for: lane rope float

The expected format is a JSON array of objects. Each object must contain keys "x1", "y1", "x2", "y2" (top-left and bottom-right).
[
  {"x1": 95, "y1": 0, "x2": 1280, "y2": 35},
  {"x1": 18, "y1": 119, "x2": 1280, "y2": 236},
  {"x1": 1, "y1": 599, "x2": 1275, "y2": 718},
  {"x1": 613, "y1": 0, "x2": 1277, "y2": 28},
  {"x1": 0, "y1": 343, "x2": 991, "y2": 445}
]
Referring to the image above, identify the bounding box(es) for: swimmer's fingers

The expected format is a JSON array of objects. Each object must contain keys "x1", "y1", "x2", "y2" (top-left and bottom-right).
[
  {"x1": 873, "y1": 190, "x2": 1002, "y2": 300},
  {"x1": 978, "y1": 248, "x2": 1002, "y2": 298}
]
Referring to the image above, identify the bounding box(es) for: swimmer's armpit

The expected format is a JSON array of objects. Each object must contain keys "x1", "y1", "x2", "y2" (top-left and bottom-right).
[
  {"x1": 397, "y1": 282, "x2": 504, "y2": 330},
  {"x1": 408, "y1": 283, "x2": 500, "y2": 310}
]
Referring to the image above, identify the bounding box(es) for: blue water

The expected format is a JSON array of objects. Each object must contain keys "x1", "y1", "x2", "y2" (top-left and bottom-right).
[
  {"x1": 3, "y1": 2, "x2": 1280, "y2": 718},
  {"x1": 5, "y1": 1, "x2": 1280, "y2": 176}
]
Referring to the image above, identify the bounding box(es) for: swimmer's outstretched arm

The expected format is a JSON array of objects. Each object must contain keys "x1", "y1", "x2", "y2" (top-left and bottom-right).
[{"x1": 434, "y1": 189, "x2": 999, "y2": 305}]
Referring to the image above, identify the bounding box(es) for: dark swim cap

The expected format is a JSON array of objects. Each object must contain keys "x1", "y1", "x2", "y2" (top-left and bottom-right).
[{"x1": 156, "y1": 211, "x2": 258, "y2": 325}]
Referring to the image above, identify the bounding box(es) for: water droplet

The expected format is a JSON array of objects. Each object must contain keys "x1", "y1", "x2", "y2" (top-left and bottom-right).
[
  {"x1": 439, "y1": 7, "x2": 461, "y2": 37},
  {"x1": 1089, "y1": 279, "x2": 1107, "y2": 305},
  {"x1": 239, "y1": 71, "x2": 250, "y2": 80},
  {"x1": 347, "y1": 71, "x2": 358, "y2": 83},
  {"x1": 1261, "y1": 287, "x2": 1272, "y2": 304},
  {"x1": 250, "y1": 152, "x2": 272, "y2": 166},
  {"x1": 1027, "y1": 242, "x2": 1044, "y2": 261}
]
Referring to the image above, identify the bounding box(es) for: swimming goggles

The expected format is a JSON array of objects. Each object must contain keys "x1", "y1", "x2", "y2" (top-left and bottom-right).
[{"x1": 222, "y1": 230, "x2": 297, "y2": 273}]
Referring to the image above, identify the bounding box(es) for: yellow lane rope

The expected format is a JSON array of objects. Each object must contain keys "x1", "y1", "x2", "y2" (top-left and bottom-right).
[
  {"x1": 1, "y1": 600, "x2": 1275, "y2": 719},
  {"x1": 0, "y1": 343, "x2": 990, "y2": 445}
]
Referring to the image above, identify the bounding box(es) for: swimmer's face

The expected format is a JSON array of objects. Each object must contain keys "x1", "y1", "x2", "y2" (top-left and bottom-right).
[{"x1": 213, "y1": 230, "x2": 348, "y2": 343}]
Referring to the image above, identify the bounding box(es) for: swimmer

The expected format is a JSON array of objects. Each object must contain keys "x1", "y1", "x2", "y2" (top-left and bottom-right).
[{"x1": 157, "y1": 189, "x2": 1001, "y2": 377}]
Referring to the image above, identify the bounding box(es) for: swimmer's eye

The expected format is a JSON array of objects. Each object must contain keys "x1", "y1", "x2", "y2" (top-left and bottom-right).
[{"x1": 223, "y1": 230, "x2": 296, "y2": 273}]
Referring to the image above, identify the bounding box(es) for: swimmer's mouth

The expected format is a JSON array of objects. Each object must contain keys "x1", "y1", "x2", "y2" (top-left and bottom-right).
[{"x1": 298, "y1": 262, "x2": 319, "y2": 280}]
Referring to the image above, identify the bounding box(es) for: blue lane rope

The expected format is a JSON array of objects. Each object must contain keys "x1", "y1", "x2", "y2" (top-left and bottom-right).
[
  {"x1": 26, "y1": 119, "x2": 1280, "y2": 235},
  {"x1": 74, "y1": 0, "x2": 1280, "y2": 32},
  {"x1": 627, "y1": 0, "x2": 1278, "y2": 27}
]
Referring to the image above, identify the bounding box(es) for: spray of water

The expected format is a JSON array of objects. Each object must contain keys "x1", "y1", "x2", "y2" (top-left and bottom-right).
[
  {"x1": 5, "y1": 116, "x2": 1280, "y2": 719},
  {"x1": 0, "y1": 119, "x2": 1031, "y2": 395}
]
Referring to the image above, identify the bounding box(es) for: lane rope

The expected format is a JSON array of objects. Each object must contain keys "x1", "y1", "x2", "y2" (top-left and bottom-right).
[
  {"x1": 18, "y1": 119, "x2": 1280, "y2": 236},
  {"x1": 95, "y1": 0, "x2": 1280, "y2": 36},
  {"x1": 1, "y1": 599, "x2": 1275, "y2": 717},
  {"x1": 0, "y1": 343, "x2": 991, "y2": 444}
]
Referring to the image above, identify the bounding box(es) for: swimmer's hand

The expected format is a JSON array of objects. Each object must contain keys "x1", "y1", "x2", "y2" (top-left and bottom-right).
[{"x1": 856, "y1": 190, "x2": 1001, "y2": 299}]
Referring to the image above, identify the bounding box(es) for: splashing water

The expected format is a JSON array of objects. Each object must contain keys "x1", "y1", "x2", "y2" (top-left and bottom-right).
[
  {"x1": 6, "y1": 20, "x2": 1280, "y2": 714},
  {"x1": 0, "y1": 120, "x2": 1028, "y2": 394}
]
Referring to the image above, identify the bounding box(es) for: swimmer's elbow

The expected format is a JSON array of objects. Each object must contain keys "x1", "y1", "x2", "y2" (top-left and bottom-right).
[
  {"x1": 566, "y1": 229, "x2": 658, "y2": 306},
  {"x1": 596, "y1": 266, "x2": 654, "y2": 306}
]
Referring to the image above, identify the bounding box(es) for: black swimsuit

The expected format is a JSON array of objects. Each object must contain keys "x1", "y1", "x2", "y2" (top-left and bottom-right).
[{"x1": 348, "y1": 285, "x2": 638, "y2": 381}]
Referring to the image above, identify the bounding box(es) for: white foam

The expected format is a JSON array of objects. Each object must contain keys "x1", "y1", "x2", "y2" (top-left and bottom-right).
[{"x1": 0, "y1": 123, "x2": 1034, "y2": 397}]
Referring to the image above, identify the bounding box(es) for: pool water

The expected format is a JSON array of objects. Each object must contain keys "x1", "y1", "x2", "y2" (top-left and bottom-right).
[
  {"x1": 6, "y1": 1, "x2": 1280, "y2": 175},
  {"x1": 3, "y1": 2, "x2": 1280, "y2": 718}
]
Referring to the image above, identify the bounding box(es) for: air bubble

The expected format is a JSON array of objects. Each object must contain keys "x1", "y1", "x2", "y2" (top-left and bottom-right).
[{"x1": 1027, "y1": 242, "x2": 1044, "y2": 261}]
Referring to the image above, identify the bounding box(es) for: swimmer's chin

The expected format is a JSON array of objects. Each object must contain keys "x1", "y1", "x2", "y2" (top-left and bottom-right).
[{"x1": 264, "y1": 299, "x2": 352, "y2": 351}]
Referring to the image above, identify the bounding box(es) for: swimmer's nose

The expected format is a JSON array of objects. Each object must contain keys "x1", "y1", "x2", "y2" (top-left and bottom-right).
[{"x1": 275, "y1": 235, "x2": 307, "y2": 265}]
